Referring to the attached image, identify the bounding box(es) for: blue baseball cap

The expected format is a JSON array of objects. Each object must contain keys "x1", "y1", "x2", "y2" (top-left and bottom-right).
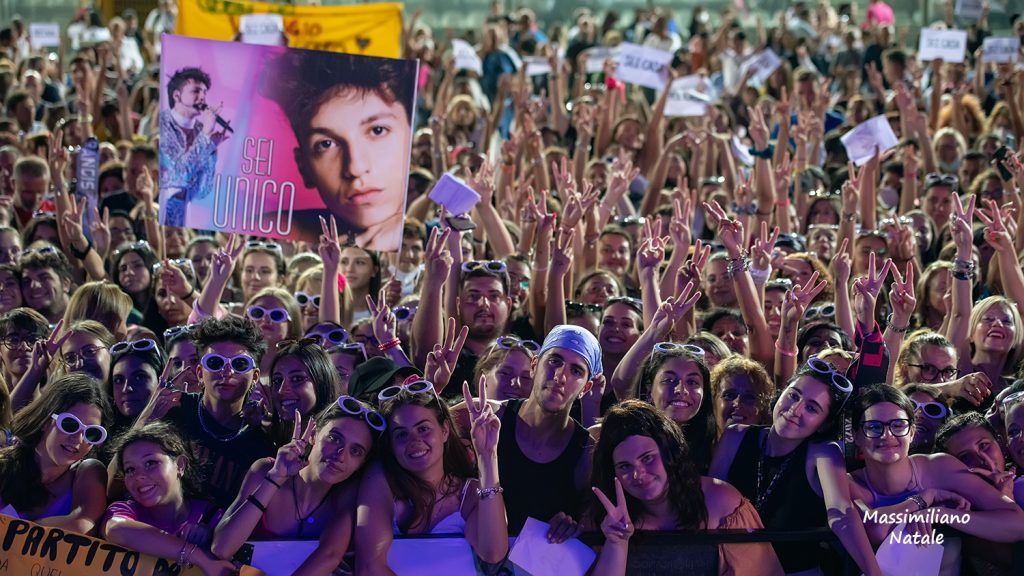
[{"x1": 539, "y1": 325, "x2": 603, "y2": 377}]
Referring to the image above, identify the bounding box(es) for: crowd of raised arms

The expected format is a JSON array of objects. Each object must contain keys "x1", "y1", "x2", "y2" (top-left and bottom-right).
[{"x1": 0, "y1": 1, "x2": 1023, "y2": 575}]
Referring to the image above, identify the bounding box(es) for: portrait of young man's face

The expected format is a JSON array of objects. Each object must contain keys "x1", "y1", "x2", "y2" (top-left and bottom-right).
[
  {"x1": 173, "y1": 79, "x2": 208, "y2": 114},
  {"x1": 296, "y1": 89, "x2": 412, "y2": 233}
]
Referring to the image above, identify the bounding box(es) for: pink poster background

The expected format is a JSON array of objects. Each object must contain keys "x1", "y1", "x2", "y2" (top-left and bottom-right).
[{"x1": 159, "y1": 35, "x2": 416, "y2": 250}]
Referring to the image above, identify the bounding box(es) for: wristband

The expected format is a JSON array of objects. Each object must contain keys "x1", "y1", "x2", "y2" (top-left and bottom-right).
[
  {"x1": 749, "y1": 144, "x2": 775, "y2": 159},
  {"x1": 246, "y1": 494, "x2": 268, "y2": 513},
  {"x1": 70, "y1": 238, "x2": 92, "y2": 261},
  {"x1": 378, "y1": 338, "x2": 402, "y2": 352},
  {"x1": 909, "y1": 493, "x2": 928, "y2": 511},
  {"x1": 185, "y1": 286, "x2": 196, "y2": 300},
  {"x1": 477, "y1": 485, "x2": 504, "y2": 500},
  {"x1": 264, "y1": 475, "x2": 282, "y2": 489},
  {"x1": 886, "y1": 313, "x2": 911, "y2": 334},
  {"x1": 775, "y1": 343, "x2": 797, "y2": 357},
  {"x1": 749, "y1": 263, "x2": 772, "y2": 284},
  {"x1": 952, "y1": 269, "x2": 975, "y2": 281}
]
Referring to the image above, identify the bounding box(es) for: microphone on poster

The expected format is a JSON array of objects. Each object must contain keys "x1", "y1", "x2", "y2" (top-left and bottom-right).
[{"x1": 194, "y1": 103, "x2": 235, "y2": 133}]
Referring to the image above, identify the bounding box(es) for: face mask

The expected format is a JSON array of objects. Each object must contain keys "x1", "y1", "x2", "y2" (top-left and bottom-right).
[
  {"x1": 879, "y1": 185, "x2": 900, "y2": 209},
  {"x1": 938, "y1": 158, "x2": 961, "y2": 173}
]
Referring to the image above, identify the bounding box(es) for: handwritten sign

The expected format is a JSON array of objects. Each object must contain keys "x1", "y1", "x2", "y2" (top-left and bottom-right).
[
  {"x1": 613, "y1": 42, "x2": 673, "y2": 90},
  {"x1": 581, "y1": 47, "x2": 617, "y2": 73},
  {"x1": 29, "y1": 23, "x2": 61, "y2": 48},
  {"x1": 524, "y1": 56, "x2": 552, "y2": 77},
  {"x1": 739, "y1": 49, "x2": 782, "y2": 84},
  {"x1": 840, "y1": 115, "x2": 899, "y2": 167},
  {"x1": 428, "y1": 173, "x2": 481, "y2": 216},
  {"x1": 664, "y1": 75, "x2": 716, "y2": 117},
  {"x1": 239, "y1": 13, "x2": 285, "y2": 46},
  {"x1": 954, "y1": 0, "x2": 984, "y2": 18},
  {"x1": 982, "y1": 36, "x2": 1020, "y2": 64},
  {"x1": 918, "y1": 28, "x2": 967, "y2": 63},
  {"x1": 81, "y1": 27, "x2": 113, "y2": 45},
  {"x1": 451, "y1": 39, "x2": 483, "y2": 76}
]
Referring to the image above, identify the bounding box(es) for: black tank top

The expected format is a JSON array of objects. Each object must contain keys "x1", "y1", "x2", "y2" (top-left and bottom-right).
[
  {"x1": 497, "y1": 399, "x2": 590, "y2": 534},
  {"x1": 728, "y1": 426, "x2": 829, "y2": 574}
]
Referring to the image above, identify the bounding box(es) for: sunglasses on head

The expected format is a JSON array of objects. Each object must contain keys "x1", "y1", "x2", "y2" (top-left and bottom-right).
[
  {"x1": 496, "y1": 335, "x2": 540, "y2": 353},
  {"x1": 393, "y1": 306, "x2": 417, "y2": 321},
  {"x1": 296, "y1": 292, "x2": 320, "y2": 308},
  {"x1": 612, "y1": 214, "x2": 646, "y2": 226},
  {"x1": 606, "y1": 296, "x2": 643, "y2": 314},
  {"x1": 462, "y1": 260, "x2": 507, "y2": 274},
  {"x1": 52, "y1": 412, "x2": 107, "y2": 445},
  {"x1": 1001, "y1": 390, "x2": 1024, "y2": 408},
  {"x1": 653, "y1": 342, "x2": 706, "y2": 357},
  {"x1": 32, "y1": 210, "x2": 57, "y2": 220},
  {"x1": 113, "y1": 240, "x2": 153, "y2": 258},
  {"x1": 247, "y1": 305, "x2": 290, "y2": 323},
  {"x1": 201, "y1": 352, "x2": 256, "y2": 374},
  {"x1": 164, "y1": 324, "x2": 197, "y2": 341},
  {"x1": 328, "y1": 342, "x2": 367, "y2": 361},
  {"x1": 808, "y1": 189, "x2": 840, "y2": 199},
  {"x1": 912, "y1": 399, "x2": 948, "y2": 420},
  {"x1": 378, "y1": 379, "x2": 437, "y2": 402},
  {"x1": 565, "y1": 300, "x2": 602, "y2": 315},
  {"x1": 337, "y1": 395, "x2": 387, "y2": 431},
  {"x1": 246, "y1": 240, "x2": 282, "y2": 254},
  {"x1": 21, "y1": 245, "x2": 59, "y2": 257},
  {"x1": 153, "y1": 258, "x2": 195, "y2": 276},
  {"x1": 807, "y1": 357, "x2": 853, "y2": 395},
  {"x1": 924, "y1": 173, "x2": 958, "y2": 191},
  {"x1": 803, "y1": 304, "x2": 836, "y2": 322},
  {"x1": 110, "y1": 338, "x2": 158, "y2": 355}
]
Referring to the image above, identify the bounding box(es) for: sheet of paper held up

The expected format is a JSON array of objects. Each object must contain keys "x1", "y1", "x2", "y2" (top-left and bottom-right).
[
  {"x1": 508, "y1": 517, "x2": 597, "y2": 576},
  {"x1": 428, "y1": 173, "x2": 481, "y2": 216},
  {"x1": 874, "y1": 523, "x2": 943, "y2": 576},
  {"x1": 840, "y1": 115, "x2": 898, "y2": 166}
]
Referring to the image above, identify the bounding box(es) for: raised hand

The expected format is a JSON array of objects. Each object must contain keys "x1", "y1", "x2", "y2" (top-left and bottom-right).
[
  {"x1": 60, "y1": 196, "x2": 89, "y2": 253},
  {"x1": 210, "y1": 234, "x2": 245, "y2": 284},
  {"x1": 136, "y1": 167, "x2": 156, "y2": 206},
  {"x1": 976, "y1": 198, "x2": 1014, "y2": 253},
  {"x1": 636, "y1": 219, "x2": 668, "y2": 277},
  {"x1": 888, "y1": 262, "x2": 916, "y2": 329},
  {"x1": 841, "y1": 161, "x2": 861, "y2": 217},
  {"x1": 703, "y1": 200, "x2": 744, "y2": 256},
  {"x1": 746, "y1": 105, "x2": 769, "y2": 149},
  {"x1": 463, "y1": 376, "x2": 500, "y2": 460},
  {"x1": 668, "y1": 192, "x2": 693, "y2": 253},
  {"x1": 267, "y1": 411, "x2": 316, "y2": 483},
  {"x1": 47, "y1": 129, "x2": 68, "y2": 189},
  {"x1": 90, "y1": 205, "x2": 111, "y2": 258},
  {"x1": 677, "y1": 240, "x2": 711, "y2": 296},
  {"x1": 549, "y1": 226, "x2": 575, "y2": 277},
  {"x1": 950, "y1": 194, "x2": 976, "y2": 256},
  {"x1": 318, "y1": 215, "x2": 341, "y2": 270},
  {"x1": 752, "y1": 222, "x2": 781, "y2": 272},
  {"x1": 159, "y1": 258, "x2": 193, "y2": 299},
  {"x1": 366, "y1": 288, "x2": 399, "y2": 347},
  {"x1": 467, "y1": 161, "x2": 497, "y2": 207},
  {"x1": 781, "y1": 272, "x2": 828, "y2": 326},
  {"x1": 852, "y1": 252, "x2": 894, "y2": 325},
  {"x1": 424, "y1": 226, "x2": 453, "y2": 282},
  {"x1": 593, "y1": 478, "x2": 634, "y2": 545},
  {"x1": 424, "y1": 318, "x2": 469, "y2": 392},
  {"x1": 650, "y1": 282, "x2": 702, "y2": 336},
  {"x1": 830, "y1": 237, "x2": 851, "y2": 285}
]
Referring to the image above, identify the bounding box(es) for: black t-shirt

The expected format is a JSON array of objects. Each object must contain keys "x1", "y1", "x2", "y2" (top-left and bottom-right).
[{"x1": 164, "y1": 393, "x2": 275, "y2": 508}]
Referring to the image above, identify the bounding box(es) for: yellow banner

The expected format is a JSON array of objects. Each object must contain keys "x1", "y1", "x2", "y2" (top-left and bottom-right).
[
  {"x1": 176, "y1": 0, "x2": 402, "y2": 57},
  {"x1": 0, "y1": 514, "x2": 263, "y2": 576}
]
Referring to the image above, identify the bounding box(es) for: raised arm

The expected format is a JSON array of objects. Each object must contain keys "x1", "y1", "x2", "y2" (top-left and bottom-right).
[
  {"x1": 354, "y1": 464, "x2": 398, "y2": 576},
  {"x1": 544, "y1": 228, "x2": 575, "y2": 334},
  {"x1": 462, "y1": 380, "x2": 509, "y2": 563},
  {"x1": 468, "y1": 162, "x2": 517, "y2": 259},
  {"x1": 195, "y1": 234, "x2": 244, "y2": 320},
  {"x1": 813, "y1": 442, "x2": 883, "y2": 576},
  {"x1": 318, "y1": 216, "x2": 342, "y2": 325},
  {"x1": 977, "y1": 200, "x2": 1024, "y2": 310},
  {"x1": 946, "y1": 195, "x2": 976, "y2": 368},
  {"x1": 411, "y1": 227, "x2": 453, "y2": 368}
]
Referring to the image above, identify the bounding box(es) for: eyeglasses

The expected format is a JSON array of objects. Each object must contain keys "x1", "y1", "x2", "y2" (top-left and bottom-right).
[
  {"x1": 912, "y1": 400, "x2": 948, "y2": 420},
  {"x1": 308, "y1": 327, "x2": 349, "y2": 346},
  {"x1": 337, "y1": 395, "x2": 387, "y2": 431},
  {"x1": 861, "y1": 418, "x2": 912, "y2": 438},
  {"x1": 247, "y1": 305, "x2": 290, "y2": 323},
  {"x1": 21, "y1": 245, "x2": 59, "y2": 257},
  {"x1": 462, "y1": 260, "x2": 507, "y2": 274},
  {"x1": 806, "y1": 357, "x2": 853, "y2": 394},
  {"x1": 52, "y1": 412, "x2": 107, "y2": 445},
  {"x1": 378, "y1": 378, "x2": 437, "y2": 402},
  {"x1": 296, "y1": 292, "x2": 321, "y2": 308},
  {"x1": 565, "y1": 301, "x2": 602, "y2": 315},
  {"x1": 201, "y1": 352, "x2": 256, "y2": 374},
  {"x1": 907, "y1": 363, "x2": 959, "y2": 382},
  {"x1": 803, "y1": 304, "x2": 836, "y2": 322},
  {"x1": 246, "y1": 240, "x2": 283, "y2": 254},
  {"x1": 393, "y1": 306, "x2": 416, "y2": 321},
  {"x1": 62, "y1": 345, "x2": 105, "y2": 367},
  {"x1": 496, "y1": 335, "x2": 540, "y2": 353},
  {"x1": 0, "y1": 334, "x2": 40, "y2": 350},
  {"x1": 653, "y1": 342, "x2": 706, "y2": 357},
  {"x1": 164, "y1": 324, "x2": 197, "y2": 341},
  {"x1": 110, "y1": 338, "x2": 158, "y2": 355},
  {"x1": 328, "y1": 342, "x2": 367, "y2": 361},
  {"x1": 924, "y1": 173, "x2": 958, "y2": 191}
]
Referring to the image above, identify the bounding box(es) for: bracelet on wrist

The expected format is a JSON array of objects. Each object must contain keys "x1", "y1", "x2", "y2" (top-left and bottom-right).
[
  {"x1": 749, "y1": 144, "x2": 775, "y2": 159},
  {"x1": 886, "y1": 313, "x2": 911, "y2": 334},
  {"x1": 841, "y1": 212, "x2": 857, "y2": 222},
  {"x1": 70, "y1": 238, "x2": 92, "y2": 261},
  {"x1": 952, "y1": 269, "x2": 975, "y2": 281},
  {"x1": 909, "y1": 493, "x2": 928, "y2": 511},
  {"x1": 378, "y1": 338, "x2": 402, "y2": 352},
  {"x1": 477, "y1": 485, "x2": 504, "y2": 500},
  {"x1": 775, "y1": 342, "x2": 797, "y2": 357},
  {"x1": 749, "y1": 264, "x2": 772, "y2": 284}
]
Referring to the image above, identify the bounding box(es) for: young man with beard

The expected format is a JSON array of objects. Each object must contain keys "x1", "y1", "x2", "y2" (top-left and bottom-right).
[
  {"x1": 134, "y1": 316, "x2": 274, "y2": 507},
  {"x1": 19, "y1": 247, "x2": 71, "y2": 323},
  {"x1": 452, "y1": 324, "x2": 600, "y2": 536},
  {"x1": 443, "y1": 263, "x2": 513, "y2": 398}
]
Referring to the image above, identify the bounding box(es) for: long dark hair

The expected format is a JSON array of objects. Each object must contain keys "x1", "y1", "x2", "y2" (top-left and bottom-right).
[
  {"x1": 107, "y1": 338, "x2": 166, "y2": 422},
  {"x1": 267, "y1": 339, "x2": 341, "y2": 446},
  {"x1": 591, "y1": 400, "x2": 708, "y2": 530},
  {"x1": 113, "y1": 421, "x2": 204, "y2": 500},
  {"x1": 378, "y1": 387, "x2": 475, "y2": 533},
  {"x1": 635, "y1": 348, "x2": 717, "y2": 473},
  {"x1": 785, "y1": 361, "x2": 851, "y2": 442},
  {"x1": 0, "y1": 373, "x2": 111, "y2": 510}
]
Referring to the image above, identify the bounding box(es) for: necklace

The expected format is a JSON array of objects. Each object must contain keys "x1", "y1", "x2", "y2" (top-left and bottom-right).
[
  {"x1": 291, "y1": 477, "x2": 330, "y2": 537},
  {"x1": 755, "y1": 429, "x2": 795, "y2": 513},
  {"x1": 196, "y1": 398, "x2": 247, "y2": 442}
]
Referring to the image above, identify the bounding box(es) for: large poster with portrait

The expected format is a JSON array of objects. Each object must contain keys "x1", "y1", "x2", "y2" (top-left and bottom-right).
[{"x1": 158, "y1": 34, "x2": 418, "y2": 251}]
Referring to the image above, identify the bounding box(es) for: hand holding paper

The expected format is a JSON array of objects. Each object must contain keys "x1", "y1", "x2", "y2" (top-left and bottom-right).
[
  {"x1": 840, "y1": 115, "x2": 899, "y2": 167},
  {"x1": 508, "y1": 517, "x2": 597, "y2": 576},
  {"x1": 428, "y1": 173, "x2": 482, "y2": 216}
]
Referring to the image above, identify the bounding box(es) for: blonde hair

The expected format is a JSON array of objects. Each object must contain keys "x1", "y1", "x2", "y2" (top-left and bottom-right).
[
  {"x1": 246, "y1": 287, "x2": 302, "y2": 341},
  {"x1": 63, "y1": 281, "x2": 133, "y2": 332},
  {"x1": 969, "y1": 296, "x2": 1024, "y2": 377}
]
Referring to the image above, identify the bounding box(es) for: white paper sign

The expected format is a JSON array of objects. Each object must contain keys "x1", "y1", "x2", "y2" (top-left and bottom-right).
[
  {"x1": 840, "y1": 114, "x2": 899, "y2": 166},
  {"x1": 428, "y1": 173, "x2": 481, "y2": 216},
  {"x1": 239, "y1": 13, "x2": 285, "y2": 46},
  {"x1": 739, "y1": 49, "x2": 783, "y2": 84},
  {"x1": 875, "y1": 523, "x2": 944, "y2": 576},
  {"x1": 954, "y1": 0, "x2": 984, "y2": 18},
  {"x1": 80, "y1": 27, "x2": 112, "y2": 45},
  {"x1": 524, "y1": 56, "x2": 552, "y2": 77},
  {"x1": 918, "y1": 28, "x2": 968, "y2": 63},
  {"x1": 508, "y1": 517, "x2": 597, "y2": 576},
  {"x1": 582, "y1": 47, "x2": 617, "y2": 73},
  {"x1": 664, "y1": 74, "x2": 716, "y2": 117},
  {"x1": 982, "y1": 36, "x2": 1020, "y2": 64},
  {"x1": 732, "y1": 135, "x2": 755, "y2": 167},
  {"x1": 451, "y1": 39, "x2": 483, "y2": 76},
  {"x1": 613, "y1": 42, "x2": 673, "y2": 90},
  {"x1": 29, "y1": 23, "x2": 61, "y2": 49}
]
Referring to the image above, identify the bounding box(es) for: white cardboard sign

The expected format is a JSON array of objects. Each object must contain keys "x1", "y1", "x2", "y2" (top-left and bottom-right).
[
  {"x1": 451, "y1": 39, "x2": 483, "y2": 76},
  {"x1": 739, "y1": 49, "x2": 783, "y2": 84},
  {"x1": 840, "y1": 115, "x2": 899, "y2": 167},
  {"x1": 918, "y1": 28, "x2": 967, "y2": 63},
  {"x1": 613, "y1": 42, "x2": 674, "y2": 90},
  {"x1": 664, "y1": 75, "x2": 716, "y2": 117},
  {"x1": 428, "y1": 173, "x2": 481, "y2": 216},
  {"x1": 29, "y1": 23, "x2": 61, "y2": 48},
  {"x1": 239, "y1": 13, "x2": 285, "y2": 46},
  {"x1": 524, "y1": 56, "x2": 553, "y2": 77},
  {"x1": 581, "y1": 47, "x2": 617, "y2": 73},
  {"x1": 982, "y1": 36, "x2": 1020, "y2": 64}
]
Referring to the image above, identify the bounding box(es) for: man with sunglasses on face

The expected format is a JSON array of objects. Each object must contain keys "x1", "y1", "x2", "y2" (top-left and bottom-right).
[{"x1": 133, "y1": 316, "x2": 274, "y2": 507}]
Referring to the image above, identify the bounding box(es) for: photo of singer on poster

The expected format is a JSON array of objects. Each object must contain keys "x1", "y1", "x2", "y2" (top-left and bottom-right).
[{"x1": 158, "y1": 35, "x2": 418, "y2": 251}]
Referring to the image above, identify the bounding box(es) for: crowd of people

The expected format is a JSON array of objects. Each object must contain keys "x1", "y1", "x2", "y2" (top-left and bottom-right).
[{"x1": 0, "y1": 0, "x2": 1023, "y2": 575}]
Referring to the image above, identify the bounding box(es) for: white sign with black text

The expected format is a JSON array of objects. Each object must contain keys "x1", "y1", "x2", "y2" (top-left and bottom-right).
[
  {"x1": 918, "y1": 28, "x2": 968, "y2": 63},
  {"x1": 613, "y1": 42, "x2": 674, "y2": 90}
]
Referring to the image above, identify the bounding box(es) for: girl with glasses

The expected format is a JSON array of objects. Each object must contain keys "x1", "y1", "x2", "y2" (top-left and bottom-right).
[
  {"x1": 355, "y1": 382, "x2": 509, "y2": 572},
  {"x1": 588, "y1": 400, "x2": 783, "y2": 576},
  {"x1": 901, "y1": 384, "x2": 952, "y2": 454},
  {"x1": 214, "y1": 399, "x2": 381, "y2": 572},
  {"x1": 710, "y1": 360, "x2": 883, "y2": 576},
  {"x1": 848, "y1": 385, "x2": 1024, "y2": 551},
  {"x1": 102, "y1": 422, "x2": 236, "y2": 576},
  {"x1": 245, "y1": 287, "x2": 301, "y2": 384},
  {"x1": 0, "y1": 373, "x2": 111, "y2": 534}
]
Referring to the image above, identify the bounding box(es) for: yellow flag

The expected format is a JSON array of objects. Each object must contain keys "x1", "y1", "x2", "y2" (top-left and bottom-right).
[{"x1": 176, "y1": 0, "x2": 402, "y2": 58}]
